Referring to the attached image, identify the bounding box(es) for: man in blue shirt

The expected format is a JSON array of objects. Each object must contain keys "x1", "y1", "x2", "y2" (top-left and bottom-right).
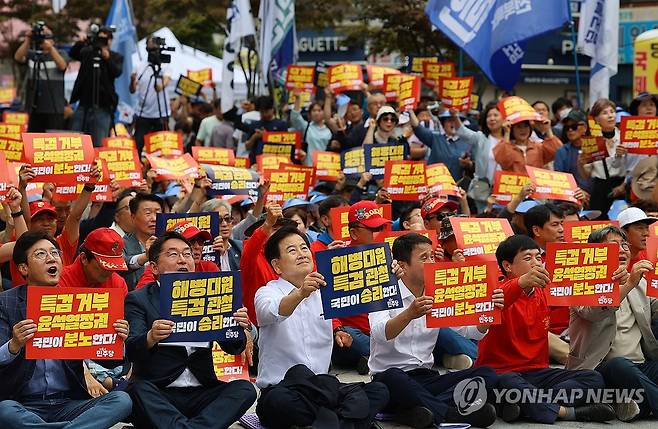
[
  {"x1": 411, "y1": 110, "x2": 472, "y2": 184},
  {"x1": 0, "y1": 231, "x2": 132, "y2": 428}
]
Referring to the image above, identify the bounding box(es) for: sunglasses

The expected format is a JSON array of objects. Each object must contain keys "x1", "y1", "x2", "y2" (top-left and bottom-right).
[
  {"x1": 380, "y1": 115, "x2": 398, "y2": 124},
  {"x1": 565, "y1": 123, "x2": 584, "y2": 132}
]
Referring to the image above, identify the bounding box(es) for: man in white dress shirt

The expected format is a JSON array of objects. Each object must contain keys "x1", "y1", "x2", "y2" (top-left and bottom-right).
[
  {"x1": 369, "y1": 233, "x2": 502, "y2": 428},
  {"x1": 254, "y1": 226, "x2": 389, "y2": 429}
]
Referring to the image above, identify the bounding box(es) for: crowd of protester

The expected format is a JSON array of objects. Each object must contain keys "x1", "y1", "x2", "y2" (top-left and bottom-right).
[{"x1": 6, "y1": 23, "x2": 658, "y2": 429}]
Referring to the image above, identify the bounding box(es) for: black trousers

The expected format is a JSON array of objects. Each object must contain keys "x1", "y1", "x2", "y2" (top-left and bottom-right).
[
  {"x1": 590, "y1": 176, "x2": 625, "y2": 219},
  {"x1": 28, "y1": 112, "x2": 64, "y2": 132},
  {"x1": 128, "y1": 379, "x2": 256, "y2": 429},
  {"x1": 134, "y1": 116, "x2": 168, "y2": 156},
  {"x1": 497, "y1": 367, "x2": 605, "y2": 423},
  {"x1": 598, "y1": 356, "x2": 658, "y2": 417},
  {"x1": 373, "y1": 366, "x2": 497, "y2": 424},
  {"x1": 256, "y1": 380, "x2": 389, "y2": 429}
]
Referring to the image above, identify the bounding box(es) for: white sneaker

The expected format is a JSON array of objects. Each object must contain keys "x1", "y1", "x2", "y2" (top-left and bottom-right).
[
  {"x1": 442, "y1": 354, "x2": 473, "y2": 371},
  {"x1": 613, "y1": 399, "x2": 640, "y2": 422}
]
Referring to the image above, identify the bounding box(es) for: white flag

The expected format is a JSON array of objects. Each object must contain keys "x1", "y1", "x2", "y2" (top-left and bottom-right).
[
  {"x1": 577, "y1": 0, "x2": 619, "y2": 107},
  {"x1": 221, "y1": 0, "x2": 256, "y2": 113}
]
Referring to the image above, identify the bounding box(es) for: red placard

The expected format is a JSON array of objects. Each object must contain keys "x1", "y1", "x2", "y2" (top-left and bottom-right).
[
  {"x1": 256, "y1": 154, "x2": 288, "y2": 174},
  {"x1": 492, "y1": 171, "x2": 531, "y2": 204},
  {"x1": 313, "y1": 151, "x2": 341, "y2": 181},
  {"x1": 187, "y1": 68, "x2": 213, "y2": 85},
  {"x1": 497, "y1": 96, "x2": 542, "y2": 124},
  {"x1": 620, "y1": 116, "x2": 658, "y2": 155},
  {"x1": 425, "y1": 163, "x2": 460, "y2": 197},
  {"x1": 563, "y1": 220, "x2": 619, "y2": 243},
  {"x1": 398, "y1": 75, "x2": 421, "y2": 111},
  {"x1": 211, "y1": 342, "x2": 249, "y2": 382},
  {"x1": 0, "y1": 152, "x2": 12, "y2": 202},
  {"x1": 383, "y1": 74, "x2": 404, "y2": 102},
  {"x1": 144, "y1": 131, "x2": 184, "y2": 157},
  {"x1": 422, "y1": 62, "x2": 455, "y2": 87},
  {"x1": 26, "y1": 286, "x2": 124, "y2": 360},
  {"x1": 645, "y1": 237, "x2": 658, "y2": 298},
  {"x1": 285, "y1": 65, "x2": 315, "y2": 90},
  {"x1": 145, "y1": 153, "x2": 199, "y2": 181},
  {"x1": 95, "y1": 147, "x2": 142, "y2": 187},
  {"x1": 580, "y1": 136, "x2": 608, "y2": 162},
  {"x1": 425, "y1": 261, "x2": 501, "y2": 328},
  {"x1": 234, "y1": 157, "x2": 250, "y2": 169},
  {"x1": 328, "y1": 64, "x2": 363, "y2": 93},
  {"x1": 2, "y1": 111, "x2": 28, "y2": 125},
  {"x1": 110, "y1": 123, "x2": 131, "y2": 137},
  {"x1": 330, "y1": 204, "x2": 392, "y2": 241},
  {"x1": 53, "y1": 182, "x2": 114, "y2": 203},
  {"x1": 439, "y1": 77, "x2": 473, "y2": 111},
  {"x1": 192, "y1": 147, "x2": 236, "y2": 166},
  {"x1": 374, "y1": 229, "x2": 438, "y2": 252},
  {"x1": 22, "y1": 133, "x2": 96, "y2": 184},
  {"x1": 103, "y1": 136, "x2": 137, "y2": 150},
  {"x1": 366, "y1": 65, "x2": 400, "y2": 88},
  {"x1": 384, "y1": 160, "x2": 427, "y2": 200},
  {"x1": 408, "y1": 56, "x2": 439, "y2": 74},
  {"x1": 0, "y1": 88, "x2": 16, "y2": 105},
  {"x1": 526, "y1": 166, "x2": 578, "y2": 202},
  {"x1": 589, "y1": 116, "x2": 603, "y2": 137},
  {"x1": 265, "y1": 168, "x2": 313, "y2": 204},
  {"x1": 279, "y1": 163, "x2": 316, "y2": 189},
  {"x1": 450, "y1": 218, "x2": 513, "y2": 261},
  {"x1": 0, "y1": 136, "x2": 24, "y2": 162},
  {"x1": 261, "y1": 131, "x2": 302, "y2": 150},
  {"x1": 545, "y1": 242, "x2": 620, "y2": 306},
  {"x1": 0, "y1": 123, "x2": 26, "y2": 140}
]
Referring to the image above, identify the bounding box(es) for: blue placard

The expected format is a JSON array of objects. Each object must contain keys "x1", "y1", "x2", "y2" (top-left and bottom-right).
[
  {"x1": 364, "y1": 142, "x2": 408, "y2": 180},
  {"x1": 316, "y1": 243, "x2": 402, "y2": 319},
  {"x1": 159, "y1": 271, "x2": 244, "y2": 342},
  {"x1": 341, "y1": 146, "x2": 365, "y2": 178},
  {"x1": 155, "y1": 212, "x2": 220, "y2": 264},
  {"x1": 203, "y1": 164, "x2": 259, "y2": 198}
]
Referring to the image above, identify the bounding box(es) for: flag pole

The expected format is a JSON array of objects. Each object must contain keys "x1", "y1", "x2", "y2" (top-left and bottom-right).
[{"x1": 568, "y1": 0, "x2": 582, "y2": 108}]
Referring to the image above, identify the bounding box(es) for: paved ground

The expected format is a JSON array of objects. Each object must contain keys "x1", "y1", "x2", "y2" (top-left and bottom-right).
[{"x1": 110, "y1": 368, "x2": 656, "y2": 429}]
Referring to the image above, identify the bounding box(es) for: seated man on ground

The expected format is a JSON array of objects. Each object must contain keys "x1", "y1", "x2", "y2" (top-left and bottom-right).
[
  {"x1": 476, "y1": 234, "x2": 616, "y2": 424},
  {"x1": 569, "y1": 224, "x2": 658, "y2": 421},
  {"x1": 255, "y1": 226, "x2": 389, "y2": 429},
  {"x1": 0, "y1": 231, "x2": 132, "y2": 428},
  {"x1": 125, "y1": 231, "x2": 257, "y2": 429},
  {"x1": 370, "y1": 233, "x2": 501, "y2": 428}
]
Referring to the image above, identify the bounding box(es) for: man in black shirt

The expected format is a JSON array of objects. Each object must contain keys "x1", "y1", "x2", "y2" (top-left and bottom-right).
[
  {"x1": 14, "y1": 25, "x2": 68, "y2": 132},
  {"x1": 69, "y1": 26, "x2": 123, "y2": 147},
  {"x1": 245, "y1": 96, "x2": 289, "y2": 165}
]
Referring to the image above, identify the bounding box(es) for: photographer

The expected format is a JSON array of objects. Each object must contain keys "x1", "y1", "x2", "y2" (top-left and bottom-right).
[
  {"x1": 69, "y1": 24, "x2": 123, "y2": 147},
  {"x1": 129, "y1": 35, "x2": 172, "y2": 156},
  {"x1": 14, "y1": 22, "x2": 68, "y2": 132}
]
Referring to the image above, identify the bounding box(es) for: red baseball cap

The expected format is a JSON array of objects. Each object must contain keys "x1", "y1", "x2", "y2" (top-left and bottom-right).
[
  {"x1": 421, "y1": 198, "x2": 459, "y2": 219},
  {"x1": 29, "y1": 200, "x2": 57, "y2": 219},
  {"x1": 348, "y1": 200, "x2": 392, "y2": 229},
  {"x1": 169, "y1": 220, "x2": 212, "y2": 241},
  {"x1": 82, "y1": 228, "x2": 128, "y2": 271}
]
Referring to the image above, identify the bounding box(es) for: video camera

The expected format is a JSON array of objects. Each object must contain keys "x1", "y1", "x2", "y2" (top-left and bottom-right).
[
  {"x1": 87, "y1": 23, "x2": 115, "y2": 50},
  {"x1": 30, "y1": 21, "x2": 52, "y2": 45},
  {"x1": 147, "y1": 36, "x2": 175, "y2": 66}
]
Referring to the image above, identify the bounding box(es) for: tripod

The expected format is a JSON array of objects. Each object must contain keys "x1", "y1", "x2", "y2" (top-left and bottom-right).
[
  {"x1": 26, "y1": 43, "x2": 58, "y2": 131},
  {"x1": 136, "y1": 61, "x2": 170, "y2": 130}
]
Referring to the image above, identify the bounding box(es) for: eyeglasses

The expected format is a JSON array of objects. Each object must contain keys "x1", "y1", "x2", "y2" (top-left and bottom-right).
[
  {"x1": 162, "y1": 250, "x2": 194, "y2": 260},
  {"x1": 565, "y1": 123, "x2": 584, "y2": 132},
  {"x1": 32, "y1": 249, "x2": 62, "y2": 261},
  {"x1": 427, "y1": 211, "x2": 456, "y2": 221},
  {"x1": 220, "y1": 216, "x2": 232, "y2": 224}
]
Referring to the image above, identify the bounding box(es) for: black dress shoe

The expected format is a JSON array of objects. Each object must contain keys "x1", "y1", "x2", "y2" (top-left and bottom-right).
[
  {"x1": 574, "y1": 403, "x2": 615, "y2": 422},
  {"x1": 445, "y1": 402, "x2": 497, "y2": 428},
  {"x1": 394, "y1": 406, "x2": 435, "y2": 428}
]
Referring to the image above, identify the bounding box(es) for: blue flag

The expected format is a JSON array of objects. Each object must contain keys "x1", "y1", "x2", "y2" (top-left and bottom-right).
[
  {"x1": 106, "y1": 0, "x2": 138, "y2": 123},
  {"x1": 425, "y1": 0, "x2": 569, "y2": 90}
]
